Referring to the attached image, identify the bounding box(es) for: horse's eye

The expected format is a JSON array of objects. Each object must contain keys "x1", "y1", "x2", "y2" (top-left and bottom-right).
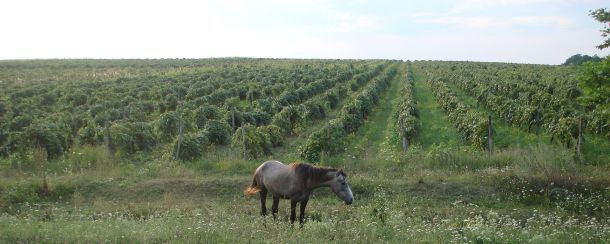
[{"x1": 341, "y1": 182, "x2": 346, "y2": 186}]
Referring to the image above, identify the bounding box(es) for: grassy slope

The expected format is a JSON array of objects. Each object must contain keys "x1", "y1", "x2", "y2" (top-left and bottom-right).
[{"x1": 1, "y1": 61, "x2": 609, "y2": 243}]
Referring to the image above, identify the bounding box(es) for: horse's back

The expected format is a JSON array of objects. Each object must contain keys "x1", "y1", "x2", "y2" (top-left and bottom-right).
[
  {"x1": 257, "y1": 160, "x2": 285, "y2": 171},
  {"x1": 256, "y1": 160, "x2": 297, "y2": 197}
]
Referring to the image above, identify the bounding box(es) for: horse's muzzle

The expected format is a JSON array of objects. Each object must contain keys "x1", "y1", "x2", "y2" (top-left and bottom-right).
[{"x1": 345, "y1": 198, "x2": 353, "y2": 205}]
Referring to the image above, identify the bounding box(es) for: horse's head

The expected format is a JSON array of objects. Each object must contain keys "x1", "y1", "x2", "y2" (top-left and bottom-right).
[{"x1": 329, "y1": 170, "x2": 353, "y2": 205}]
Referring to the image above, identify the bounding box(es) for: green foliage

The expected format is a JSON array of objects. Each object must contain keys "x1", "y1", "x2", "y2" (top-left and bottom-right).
[
  {"x1": 257, "y1": 125, "x2": 284, "y2": 147},
  {"x1": 427, "y1": 77, "x2": 488, "y2": 149},
  {"x1": 109, "y1": 123, "x2": 135, "y2": 154},
  {"x1": 300, "y1": 119, "x2": 346, "y2": 162},
  {"x1": 0, "y1": 59, "x2": 382, "y2": 160},
  {"x1": 109, "y1": 122, "x2": 157, "y2": 154},
  {"x1": 157, "y1": 111, "x2": 179, "y2": 141},
  {"x1": 204, "y1": 120, "x2": 231, "y2": 145},
  {"x1": 1, "y1": 182, "x2": 42, "y2": 205},
  {"x1": 590, "y1": 8, "x2": 610, "y2": 50},
  {"x1": 162, "y1": 94, "x2": 178, "y2": 112},
  {"x1": 194, "y1": 105, "x2": 223, "y2": 128},
  {"x1": 173, "y1": 132, "x2": 208, "y2": 160},
  {"x1": 578, "y1": 56, "x2": 610, "y2": 111},
  {"x1": 300, "y1": 100, "x2": 326, "y2": 123},
  {"x1": 414, "y1": 61, "x2": 601, "y2": 148},
  {"x1": 270, "y1": 105, "x2": 301, "y2": 135},
  {"x1": 77, "y1": 125, "x2": 104, "y2": 146},
  {"x1": 0, "y1": 102, "x2": 5, "y2": 117},
  {"x1": 24, "y1": 122, "x2": 67, "y2": 159},
  {"x1": 231, "y1": 124, "x2": 270, "y2": 159},
  {"x1": 300, "y1": 64, "x2": 398, "y2": 162},
  {"x1": 563, "y1": 54, "x2": 603, "y2": 65},
  {"x1": 395, "y1": 64, "x2": 418, "y2": 143},
  {"x1": 129, "y1": 122, "x2": 157, "y2": 152},
  {"x1": 9, "y1": 115, "x2": 32, "y2": 131}
]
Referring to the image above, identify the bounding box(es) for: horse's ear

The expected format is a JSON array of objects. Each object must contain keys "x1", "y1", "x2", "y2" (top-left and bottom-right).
[{"x1": 336, "y1": 170, "x2": 345, "y2": 177}]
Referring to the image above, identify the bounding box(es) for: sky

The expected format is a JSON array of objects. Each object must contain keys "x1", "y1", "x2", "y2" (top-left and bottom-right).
[{"x1": 0, "y1": 0, "x2": 608, "y2": 64}]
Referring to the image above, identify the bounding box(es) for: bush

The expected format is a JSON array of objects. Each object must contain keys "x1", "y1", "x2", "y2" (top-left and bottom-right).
[
  {"x1": 301, "y1": 101, "x2": 326, "y2": 122},
  {"x1": 129, "y1": 122, "x2": 157, "y2": 151},
  {"x1": 109, "y1": 123, "x2": 135, "y2": 154},
  {"x1": 231, "y1": 124, "x2": 270, "y2": 159},
  {"x1": 77, "y1": 125, "x2": 104, "y2": 146},
  {"x1": 258, "y1": 125, "x2": 284, "y2": 147},
  {"x1": 194, "y1": 105, "x2": 223, "y2": 128},
  {"x1": 173, "y1": 132, "x2": 208, "y2": 160},
  {"x1": 271, "y1": 106, "x2": 301, "y2": 135},
  {"x1": 300, "y1": 119, "x2": 346, "y2": 163},
  {"x1": 25, "y1": 122, "x2": 66, "y2": 159},
  {"x1": 157, "y1": 111, "x2": 179, "y2": 141},
  {"x1": 324, "y1": 91, "x2": 339, "y2": 109},
  {"x1": 251, "y1": 110, "x2": 272, "y2": 126},
  {"x1": 204, "y1": 120, "x2": 231, "y2": 145}
]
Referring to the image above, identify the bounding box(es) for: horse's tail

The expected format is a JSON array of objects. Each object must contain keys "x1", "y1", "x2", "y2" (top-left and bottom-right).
[{"x1": 244, "y1": 177, "x2": 261, "y2": 197}]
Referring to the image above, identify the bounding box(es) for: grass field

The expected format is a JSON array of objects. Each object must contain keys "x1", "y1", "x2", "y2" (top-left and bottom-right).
[{"x1": 0, "y1": 60, "x2": 608, "y2": 243}]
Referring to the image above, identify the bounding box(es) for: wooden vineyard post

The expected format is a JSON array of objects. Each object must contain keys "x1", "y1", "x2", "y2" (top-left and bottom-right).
[
  {"x1": 401, "y1": 120, "x2": 408, "y2": 152},
  {"x1": 175, "y1": 121, "x2": 184, "y2": 160},
  {"x1": 231, "y1": 108, "x2": 236, "y2": 130},
  {"x1": 104, "y1": 121, "x2": 115, "y2": 156},
  {"x1": 242, "y1": 124, "x2": 247, "y2": 159},
  {"x1": 577, "y1": 118, "x2": 583, "y2": 158},
  {"x1": 175, "y1": 103, "x2": 184, "y2": 161},
  {"x1": 487, "y1": 116, "x2": 493, "y2": 153},
  {"x1": 288, "y1": 115, "x2": 292, "y2": 136}
]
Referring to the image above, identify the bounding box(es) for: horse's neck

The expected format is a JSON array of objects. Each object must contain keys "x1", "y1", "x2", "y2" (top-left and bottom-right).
[{"x1": 304, "y1": 172, "x2": 332, "y2": 191}]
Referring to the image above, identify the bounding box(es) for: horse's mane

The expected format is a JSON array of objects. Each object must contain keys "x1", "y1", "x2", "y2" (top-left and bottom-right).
[{"x1": 289, "y1": 163, "x2": 344, "y2": 184}]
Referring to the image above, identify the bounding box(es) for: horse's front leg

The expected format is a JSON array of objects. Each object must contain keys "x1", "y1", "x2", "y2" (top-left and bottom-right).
[
  {"x1": 299, "y1": 198, "x2": 309, "y2": 225},
  {"x1": 271, "y1": 196, "x2": 280, "y2": 220},
  {"x1": 290, "y1": 199, "x2": 297, "y2": 224},
  {"x1": 260, "y1": 189, "x2": 268, "y2": 216}
]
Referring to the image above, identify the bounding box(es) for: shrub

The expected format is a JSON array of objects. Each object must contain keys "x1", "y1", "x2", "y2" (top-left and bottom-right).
[
  {"x1": 173, "y1": 132, "x2": 208, "y2": 160},
  {"x1": 129, "y1": 122, "x2": 157, "y2": 151},
  {"x1": 204, "y1": 120, "x2": 231, "y2": 145},
  {"x1": 157, "y1": 111, "x2": 179, "y2": 141},
  {"x1": 270, "y1": 106, "x2": 301, "y2": 135},
  {"x1": 324, "y1": 91, "x2": 339, "y2": 109},
  {"x1": 301, "y1": 101, "x2": 326, "y2": 122},
  {"x1": 109, "y1": 123, "x2": 135, "y2": 154},
  {"x1": 251, "y1": 110, "x2": 272, "y2": 126},
  {"x1": 77, "y1": 125, "x2": 104, "y2": 146},
  {"x1": 24, "y1": 122, "x2": 66, "y2": 159},
  {"x1": 300, "y1": 119, "x2": 345, "y2": 163},
  {"x1": 231, "y1": 124, "x2": 270, "y2": 159},
  {"x1": 258, "y1": 125, "x2": 284, "y2": 147},
  {"x1": 194, "y1": 105, "x2": 223, "y2": 128}
]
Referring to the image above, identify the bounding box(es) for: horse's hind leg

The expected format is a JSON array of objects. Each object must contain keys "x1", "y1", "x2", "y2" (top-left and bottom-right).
[
  {"x1": 260, "y1": 189, "x2": 268, "y2": 216},
  {"x1": 299, "y1": 198, "x2": 309, "y2": 225},
  {"x1": 271, "y1": 196, "x2": 280, "y2": 220},
  {"x1": 290, "y1": 200, "x2": 297, "y2": 224}
]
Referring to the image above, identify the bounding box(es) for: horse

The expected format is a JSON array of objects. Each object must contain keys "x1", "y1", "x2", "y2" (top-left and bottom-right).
[{"x1": 244, "y1": 160, "x2": 354, "y2": 224}]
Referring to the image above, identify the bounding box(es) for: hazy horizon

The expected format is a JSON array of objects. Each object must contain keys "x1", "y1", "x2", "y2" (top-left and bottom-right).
[{"x1": 1, "y1": 0, "x2": 609, "y2": 64}]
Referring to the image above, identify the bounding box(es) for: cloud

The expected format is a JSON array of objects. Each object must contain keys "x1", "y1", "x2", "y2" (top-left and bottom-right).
[
  {"x1": 451, "y1": 0, "x2": 579, "y2": 12},
  {"x1": 331, "y1": 13, "x2": 382, "y2": 33},
  {"x1": 414, "y1": 15, "x2": 572, "y2": 29}
]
